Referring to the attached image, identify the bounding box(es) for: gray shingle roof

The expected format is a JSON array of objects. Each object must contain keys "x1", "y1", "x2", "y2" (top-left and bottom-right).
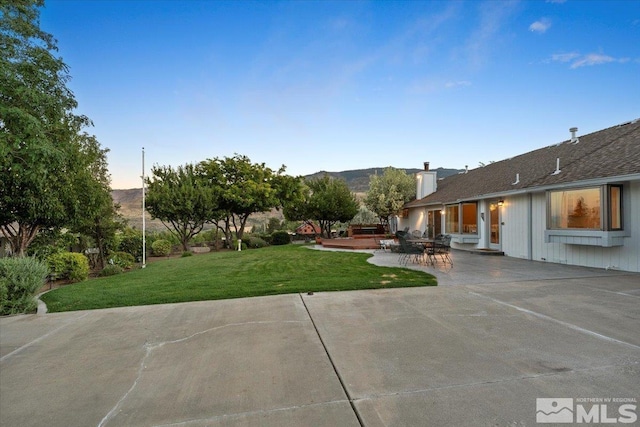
[{"x1": 405, "y1": 118, "x2": 640, "y2": 208}]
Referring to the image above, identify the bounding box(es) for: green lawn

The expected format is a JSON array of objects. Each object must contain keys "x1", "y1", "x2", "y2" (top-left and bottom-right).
[{"x1": 41, "y1": 245, "x2": 436, "y2": 312}]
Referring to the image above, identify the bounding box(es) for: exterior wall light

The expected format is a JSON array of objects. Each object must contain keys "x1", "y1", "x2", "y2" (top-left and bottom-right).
[
  {"x1": 498, "y1": 199, "x2": 504, "y2": 207},
  {"x1": 440, "y1": 209, "x2": 445, "y2": 215}
]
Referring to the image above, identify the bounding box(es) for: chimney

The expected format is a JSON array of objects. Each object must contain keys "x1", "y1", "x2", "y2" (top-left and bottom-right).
[
  {"x1": 416, "y1": 162, "x2": 437, "y2": 199},
  {"x1": 570, "y1": 127, "x2": 579, "y2": 144}
]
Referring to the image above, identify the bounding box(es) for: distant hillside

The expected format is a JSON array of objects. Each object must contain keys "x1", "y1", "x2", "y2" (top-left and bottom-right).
[
  {"x1": 112, "y1": 166, "x2": 463, "y2": 228},
  {"x1": 112, "y1": 189, "x2": 283, "y2": 232},
  {"x1": 111, "y1": 188, "x2": 163, "y2": 231}
]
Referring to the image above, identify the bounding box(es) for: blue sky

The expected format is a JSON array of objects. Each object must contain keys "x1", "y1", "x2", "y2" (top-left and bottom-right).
[{"x1": 40, "y1": 0, "x2": 640, "y2": 189}]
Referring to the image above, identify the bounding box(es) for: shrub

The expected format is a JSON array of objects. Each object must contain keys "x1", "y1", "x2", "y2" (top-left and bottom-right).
[
  {"x1": 47, "y1": 252, "x2": 90, "y2": 283},
  {"x1": 147, "y1": 230, "x2": 179, "y2": 249},
  {"x1": 258, "y1": 233, "x2": 273, "y2": 244},
  {"x1": 270, "y1": 231, "x2": 291, "y2": 246},
  {"x1": 0, "y1": 257, "x2": 49, "y2": 315},
  {"x1": 181, "y1": 251, "x2": 193, "y2": 258},
  {"x1": 109, "y1": 251, "x2": 135, "y2": 269},
  {"x1": 117, "y1": 228, "x2": 143, "y2": 259},
  {"x1": 27, "y1": 229, "x2": 78, "y2": 261},
  {"x1": 98, "y1": 265, "x2": 124, "y2": 277},
  {"x1": 245, "y1": 236, "x2": 269, "y2": 249},
  {"x1": 152, "y1": 239, "x2": 172, "y2": 257}
]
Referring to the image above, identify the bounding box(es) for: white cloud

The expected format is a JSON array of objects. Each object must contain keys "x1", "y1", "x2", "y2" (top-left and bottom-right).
[
  {"x1": 549, "y1": 52, "x2": 629, "y2": 68},
  {"x1": 529, "y1": 18, "x2": 551, "y2": 33},
  {"x1": 570, "y1": 53, "x2": 615, "y2": 68}
]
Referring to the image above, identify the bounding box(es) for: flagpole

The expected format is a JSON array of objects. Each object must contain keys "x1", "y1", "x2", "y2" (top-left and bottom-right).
[{"x1": 142, "y1": 147, "x2": 146, "y2": 269}]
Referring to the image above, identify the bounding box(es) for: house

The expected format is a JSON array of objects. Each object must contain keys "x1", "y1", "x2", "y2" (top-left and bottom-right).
[
  {"x1": 295, "y1": 222, "x2": 322, "y2": 236},
  {"x1": 399, "y1": 119, "x2": 640, "y2": 272}
]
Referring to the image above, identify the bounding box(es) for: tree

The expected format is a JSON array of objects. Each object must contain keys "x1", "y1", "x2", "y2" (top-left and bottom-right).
[
  {"x1": 285, "y1": 175, "x2": 358, "y2": 238},
  {"x1": 145, "y1": 163, "x2": 221, "y2": 252},
  {"x1": 70, "y1": 133, "x2": 124, "y2": 268},
  {"x1": 198, "y1": 155, "x2": 302, "y2": 246},
  {"x1": 351, "y1": 205, "x2": 379, "y2": 225},
  {"x1": 364, "y1": 167, "x2": 415, "y2": 229},
  {"x1": 0, "y1": 0, "x2": 107, "y2": 256}
]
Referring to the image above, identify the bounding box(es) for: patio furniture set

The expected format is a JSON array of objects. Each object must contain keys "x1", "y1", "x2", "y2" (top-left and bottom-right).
[{"x1": 382, "y1": 230, "x2": 453, "y2": 267}]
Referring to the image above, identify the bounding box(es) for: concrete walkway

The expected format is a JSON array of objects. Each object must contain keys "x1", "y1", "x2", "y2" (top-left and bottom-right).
[{"x1": 1, "y1": 251, "x2": 639, "y2": 426}]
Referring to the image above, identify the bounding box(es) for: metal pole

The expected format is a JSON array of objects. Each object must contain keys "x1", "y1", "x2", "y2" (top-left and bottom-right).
[{"x1": 142, "y1": 147, "x2": 146, "y2": 269}]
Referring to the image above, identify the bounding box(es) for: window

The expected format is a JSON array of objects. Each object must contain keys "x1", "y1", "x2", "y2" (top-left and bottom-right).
[
  {"x1": 548, "y1": 185, "x2": 622, "y2": 231},
  {"x1": 444, "y1": 202, "x2": 478, "y2": 234},
  {"x1": 445, "y1": 205, "x2": 459, "y2": 234},
  {"x1": 461, "y1": 203, "x2": 478, "y2": 234}
]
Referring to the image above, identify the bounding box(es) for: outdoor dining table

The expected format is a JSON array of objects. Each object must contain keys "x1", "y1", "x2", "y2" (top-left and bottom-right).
[
  {"x1": 406, "y1": 238, "x2": 436, "y2": 265},
  {"x1": 406, "y1": 238, "x2": 434, "y2": 247}
]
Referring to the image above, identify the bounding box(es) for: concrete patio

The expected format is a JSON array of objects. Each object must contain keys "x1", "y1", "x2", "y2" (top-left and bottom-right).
[{"x1": 1, "y1": 250, "x2": 639, "y2": 426}]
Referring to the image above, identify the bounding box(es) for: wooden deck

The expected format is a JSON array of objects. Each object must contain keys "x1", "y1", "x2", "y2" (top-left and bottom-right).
[{"x1": 319, "y1": 238, "x2": 382, "y2": 250}]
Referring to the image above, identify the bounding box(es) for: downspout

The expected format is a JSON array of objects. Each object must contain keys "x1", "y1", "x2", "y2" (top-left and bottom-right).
[{"x1": 527, "y1": 193, "x2": 533, "y2": 260}]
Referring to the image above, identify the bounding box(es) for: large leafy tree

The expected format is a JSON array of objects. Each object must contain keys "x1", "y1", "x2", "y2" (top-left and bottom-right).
[
  {"x1": 0, "y1": 0, "x2": 107, "y2": 256},
  {"x1": 285, "y1": 175, "x2": 358, "y2": 238},
  {"x1": 145, "y1": 163, "x2": 221, "y2": 252},
  {"x1": 199, "y1": 155, "x2": 301, "y2": 245},
  {"x1": 364, "y1": 167, "x2": 415, "y2": 229}
]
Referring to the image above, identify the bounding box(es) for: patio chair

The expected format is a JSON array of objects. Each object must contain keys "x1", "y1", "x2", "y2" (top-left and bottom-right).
[
  {"x1": 423, "y1": 240, "x2": 436, "y2": 266},
  {"x1": 434, "y1": 234, "x2": 453, "y2": 266},
  {"x1": 397, "y1": 235, "x2": 425, "y2": 265},
  {"x1": 395, "y1": 230, "x2": 409, "y2": 239}
]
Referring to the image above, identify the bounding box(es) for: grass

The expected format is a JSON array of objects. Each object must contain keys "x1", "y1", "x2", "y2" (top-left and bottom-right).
[{"x1": 40, "y1": 244, "x2": 436, "y2": 312}]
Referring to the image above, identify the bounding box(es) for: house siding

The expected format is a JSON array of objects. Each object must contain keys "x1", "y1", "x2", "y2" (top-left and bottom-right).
[
  {"x1": 531, "y1": 181, "x2": 640, "y2": 271},
  {"x1": 402, "y1": 208, "x2": 426, "y2": 234},
  {"x1": 501, "y1": 195, "x2": 530, "y2": 260}
]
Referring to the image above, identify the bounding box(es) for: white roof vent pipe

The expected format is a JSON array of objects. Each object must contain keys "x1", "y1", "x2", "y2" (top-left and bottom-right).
[
  {"x1": 552, "y1": 158, "x2": 561, "y2": 175},
  {"x1": 570, "y1": 127, "x2": 579, "y2": 144},
  {"x1": 512, "y1": 173, "x2": 520, "y2": 185}
]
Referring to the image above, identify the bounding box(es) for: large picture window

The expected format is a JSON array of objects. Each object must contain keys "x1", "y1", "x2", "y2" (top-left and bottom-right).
[
  {"x1": 548, "y1": 186, "x2": 622, "y2": 230},
  {"x1": 444, "y1": 202, "x2": 478, "y2": 234}
]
